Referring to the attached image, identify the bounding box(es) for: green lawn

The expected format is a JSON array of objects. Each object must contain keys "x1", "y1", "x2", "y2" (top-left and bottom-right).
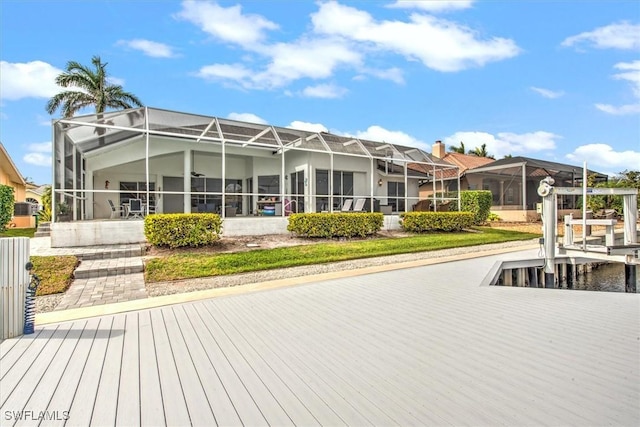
[
  {"x1": 0, "y1": 228, "x2": 36, "y2": 238},
  {"x1": 31, "y1": 256, "x2": 78, "y2": 296},
  {"x1": 145, "y1": 227, "x2": 540, "y2": 283}
]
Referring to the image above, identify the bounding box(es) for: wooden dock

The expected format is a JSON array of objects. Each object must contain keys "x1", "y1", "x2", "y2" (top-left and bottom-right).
[{"x1": 1, "y1": 251, "x2": 639, "y2": 426}]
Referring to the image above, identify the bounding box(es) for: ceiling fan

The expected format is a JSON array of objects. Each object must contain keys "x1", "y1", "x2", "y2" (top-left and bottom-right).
[{"x1": 190, "y1": 150, "x2": 204, "y2": 177}]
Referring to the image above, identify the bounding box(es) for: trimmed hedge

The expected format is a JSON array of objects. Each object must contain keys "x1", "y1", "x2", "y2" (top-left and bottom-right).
[
  {"x1": 0, "y1": 185, "x2": 15, "y2": 232},
  {"x1": 144, "y1": 213, "x2": 222, "y2": 248},
  {"x1": 400, "y1": 211, "x2": 475, "y2": 232},
  {"x1": 288, "y1": 212, "x2": 383, "y2": 238},
  {"x1": 449, "y1": 190, "x2": 493, "y2": 225}
]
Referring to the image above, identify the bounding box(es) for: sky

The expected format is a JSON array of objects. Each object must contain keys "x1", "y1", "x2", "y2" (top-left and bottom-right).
[{"x1": 1, "y1": 0, "x2": 639, "y2": 185}]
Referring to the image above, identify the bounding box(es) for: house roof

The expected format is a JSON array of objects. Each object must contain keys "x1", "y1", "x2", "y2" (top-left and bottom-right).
[
  {"x1": 26, "y1": 183, "x2": 50, "y2": 196},
  {"x1": 53, "y1": 107, "x2": 458, "y2": 173},
  {"x1": 0, "y1": 142, "x2": 26, "y2": 186},
  {"x1": 441, "y1": 152, "x2": 495, "y2": 173},
  {"x1": 466, "y1": 156, "x2": 608, "y2": 180}
]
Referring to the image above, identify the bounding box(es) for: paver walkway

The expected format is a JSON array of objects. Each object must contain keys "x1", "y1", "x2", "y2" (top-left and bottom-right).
[{"x1": 30, "y1": 237, "x2": 147, "y2": 309}]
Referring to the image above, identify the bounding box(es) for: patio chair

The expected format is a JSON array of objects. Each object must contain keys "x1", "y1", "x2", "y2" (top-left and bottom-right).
[
  {"x1": 340, "y1": 199, "x2": 353, "y2": 212},
  {"x1": 108, "y1": 199, "x2": 125, "y2": 219},
  {"x1": 353, "y1": 198, "x2": 366, "y2": 212},
  {"x1": 128, "y1": 199, "x2": 144, "y2": 219}
]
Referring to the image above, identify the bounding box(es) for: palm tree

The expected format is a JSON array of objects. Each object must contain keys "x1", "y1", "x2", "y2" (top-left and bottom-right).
[
  {"x1": 449, "y1": 142, "x2": 466, "y2": 154},
  {"x1": 46, "y1": 55, "x2": 143, "y2": 118},
  {"x1": 470, "y1": 143, "x2": 495, "y2": 159}
]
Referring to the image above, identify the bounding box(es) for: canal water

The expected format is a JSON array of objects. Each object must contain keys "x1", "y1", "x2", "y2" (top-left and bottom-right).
[{"x1": 564, "y1": 263, "x2": 639, "y2": 293}]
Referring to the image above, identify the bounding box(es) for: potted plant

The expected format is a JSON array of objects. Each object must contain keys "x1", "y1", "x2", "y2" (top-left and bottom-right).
[{"x1": 56, "y1": 202, "x2": 71, "y2": 222}]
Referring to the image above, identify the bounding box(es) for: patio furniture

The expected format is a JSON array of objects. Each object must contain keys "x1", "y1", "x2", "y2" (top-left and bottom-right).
[
  {"x1": 128, "y1": 199, "x2": 144, "y2": 219},
  {"x1": 108, "y1": 199, "x2": 125, "y2": 219},
  {"x1": 353, "y1": 198, "x2": 366, "y2": 212},
  {"x1": 340, "y1": 199, "x2": 353, "y2": 212}
]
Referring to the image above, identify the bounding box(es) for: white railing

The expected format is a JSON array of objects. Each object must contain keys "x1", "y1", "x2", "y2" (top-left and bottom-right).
[{"x1": 0, "y1": 237, "x2": 29, "y2": 341}]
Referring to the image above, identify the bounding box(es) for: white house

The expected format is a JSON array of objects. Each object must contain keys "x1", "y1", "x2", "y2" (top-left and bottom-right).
[{"x1": 51, "y1": 107, "x2": 458, "y2": 246}]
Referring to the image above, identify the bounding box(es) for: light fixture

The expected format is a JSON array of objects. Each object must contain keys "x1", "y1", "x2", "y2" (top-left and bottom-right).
[{"x1": 378, "y1": 178, "x2": 383, "y2": 186}]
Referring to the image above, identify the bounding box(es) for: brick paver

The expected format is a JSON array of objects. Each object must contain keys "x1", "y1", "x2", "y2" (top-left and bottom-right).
[{"x1": 31, "y1": 237, "x2": 148, "y2": 310}]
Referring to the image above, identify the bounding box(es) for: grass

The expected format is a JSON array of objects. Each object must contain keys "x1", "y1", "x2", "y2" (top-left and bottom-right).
[
  {"x1": 30, "y1": 256, "x2": 78, "y2": 296},
  {"x1": 145, "y1": 227, "x2": 541, "y2": 283},
  {"x1": 0, "y1": 228, "x2": 36, "y2": 238}
]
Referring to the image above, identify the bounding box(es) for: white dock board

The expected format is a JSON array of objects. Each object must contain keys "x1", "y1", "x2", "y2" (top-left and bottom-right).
[{"x1": 0, "y1": 248, "x2": 638, "y2": 426}]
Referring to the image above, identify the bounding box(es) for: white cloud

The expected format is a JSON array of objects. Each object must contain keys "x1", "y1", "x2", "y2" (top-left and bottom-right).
[
  {"x1": 176, "y1": 0, "x2": 278, "y2": 47},
  {"x1": 562, "y1": 22, "x2": 640, "y2": 50},
  {"x1": 254, "y1": 38, "x2": 362, "y2": 88},
  {"x1": 351, "y1": 125, "x2": 426, "y2": 148},
  {"x1": 312, "y1": 1, "x2": 520, "y2": 72},
  {"x1": 23, "y1": 141, "x2": 52, "y2": 167},
  {"x1": 117, "y1": 39, "x2": 176, "y2": 58},
  {"x1": 612, "y1": 60, "x2": 640, "y2": 97},
  {"x1": 288, "y1": 121, "x2": 329, "y2": 133},
  {"x1": 387, "y1": 1, "x2": 473, "y2": 12},
  {"x1": 595, "y1": 60, "x2": 640, "y2": 115},
  {"x1": 0, "y1": 61, "x2": 61, "y2": 100},
  {"x1": 530, "y1": 86, "x2": 564, "y2": 99},
  {"x1": 361, "y1": 67, "x2": 405, "y2": 84},
  {"x1": 227, "y1": 112, "x2": 267, "y2": 124},
  {"x1": 566, "y1": 144, "x2": 640, "y2": 171},
  {"x1": 444, "y1": 131, "x2": 560, "y2": 158},
  {"x1": 195, "y1": 63, "x2": 254, "y2": 87},
  {"x1": 197, "y1": 38, "x2": 362, "y2": 89},
  {"x1": 302, "y1": 83, "x2": 348, "y2": 98},
  {"x1": 595, "y1": 103, "x2": 640, "y2": 115},
  {"x1": 188, "y1": 1, "x2": 517, "y2": 92}
]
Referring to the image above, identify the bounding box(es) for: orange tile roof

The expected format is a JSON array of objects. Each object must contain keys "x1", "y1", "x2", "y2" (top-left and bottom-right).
[{"x1": 441, "y1": 152, "x2": 495, "y2": 173}]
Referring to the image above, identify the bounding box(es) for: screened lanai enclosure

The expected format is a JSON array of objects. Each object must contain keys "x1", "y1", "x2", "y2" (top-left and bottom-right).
[
  {"x1": 52, "y1": 107, "x2": 458, "y2": 230},
  {"x1": 464, "y1": 156, "x2": 608, "y2": 221}
]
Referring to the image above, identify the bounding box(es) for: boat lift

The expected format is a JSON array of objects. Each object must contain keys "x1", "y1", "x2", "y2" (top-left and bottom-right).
[{"x1": 537, "y1": 169, "x2": 639, "y2": 292}]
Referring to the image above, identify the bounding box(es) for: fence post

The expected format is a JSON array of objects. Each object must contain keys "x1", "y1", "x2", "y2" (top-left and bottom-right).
[{"x1": 0, "y1": 237, "x2": 30, "y2": 341}]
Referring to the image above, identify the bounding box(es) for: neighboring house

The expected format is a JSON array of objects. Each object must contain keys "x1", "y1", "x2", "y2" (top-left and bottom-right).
[
  {"x1": 49, "y1": 107, "x2": 458, "y2": 245},
  {"x1": 25, "y1": 183, "x2": 49, "y2": 211},
  {"x1": 465, "y1": 156, "x2": 608, "y2": 221},
  {"x1": 419, "y1": 140, "x2": 494, "y2": 200},
  {"x1": 0, "y1": 142, "x2": 34, "y2": 228}
]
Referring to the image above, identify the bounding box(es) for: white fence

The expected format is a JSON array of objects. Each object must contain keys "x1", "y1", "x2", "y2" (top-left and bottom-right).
[{"x1": 0, "y1": 237, "x2": 29, "y2": 341}]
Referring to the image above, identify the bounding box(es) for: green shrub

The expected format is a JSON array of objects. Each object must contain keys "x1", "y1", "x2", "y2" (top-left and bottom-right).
[
  {"x1": 450, "y1": 190, "x2": 492, "y2": 225},
  {"x1": 400, "y1": 212, "x2": 475, "y2": 232},
  {"x1": 288, "y1": 212, "x2": 383, "y2": 238},
  {"x1": 0, "y1": 185, "x2": 15, "y2": 232},
  {"x1": 38, "y1": 185, "x2": 52, "y2": 221},
  {"x1": 487, "y1": 212, "x2": 501, "y2": 222},
  {"x1": 144, "y1": 213, "x2": 222, "y2": 248}
]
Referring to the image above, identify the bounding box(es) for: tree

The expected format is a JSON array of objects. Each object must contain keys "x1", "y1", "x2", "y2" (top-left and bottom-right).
[
  {"x1": 585, "y1": 170, "x2": 640, "y2": 214},
  {"x1": 449, "y1": 142, "x2": 466, "y2": 154},
  {"x1": 469, "y1": 143, "x2": 495, "y2": 159},
  {"x1": 46, "y1": 55, "x2": 143, "y2": 118}
]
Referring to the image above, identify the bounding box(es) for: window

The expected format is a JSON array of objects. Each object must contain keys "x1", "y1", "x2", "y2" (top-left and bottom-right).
[
  {"x1": 191, "y1": 178, "x2": 223, "y2": 213},
  {"x1": 120, "y1": 182, "x2": 155, "y2": 206},
  {"x1": 315, "y1": 170, "x2": 329, "y2": 211},
  {"x1": 258, "y1": 175, "x2": 279, "y2": 198},
  {"x1": 316, "y1": 169, "x2": 353, "y2": 211},
  {"x1": 387, "y1": 182, "x2": 405, "y2": 212},
  {"x1": 333, "y1": 171, "x2": 353, "y2": 209}
]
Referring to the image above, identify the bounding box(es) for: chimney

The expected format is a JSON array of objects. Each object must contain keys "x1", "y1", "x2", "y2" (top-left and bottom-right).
[{"x1": 432, "y1": 140, "x2": 445, "y2": 158}]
